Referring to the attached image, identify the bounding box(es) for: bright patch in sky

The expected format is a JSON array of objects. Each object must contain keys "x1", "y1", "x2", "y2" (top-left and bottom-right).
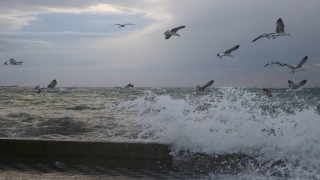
[{"x1": 18, "y1": 13, "x2": 154, "y2": 33}]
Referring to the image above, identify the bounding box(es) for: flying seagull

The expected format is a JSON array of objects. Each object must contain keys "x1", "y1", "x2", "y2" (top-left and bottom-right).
[
  {"x1": 271, "y1": 18, "x2": 291, "y2": 39},
  {"x1": 284, "y1": 56, "x2": 308, "y2": 74},
  {"x1": 122, "y1": 83, "x2": 134, "y2": 88},
  {"x1": 217, "y1": 45, "x2": 240, "y2": 58},
  {"x1": 112, "y1": 23, "x2": 135, "y2": 28},
  {"x1": 5, "y1": 58, "x2": 23, "y2": 66},
  {"x1": 34, "y1": 85, "x2": 45, "y2": 94},
  {"x1": 262, "y1": 88, "x2": 272, "y2": 97},
  {"x1": 264, "y1": 62, "x2": 284, "y2": 67},
  {"x1": 252, "y1": 33, "x2": 275, "y2": 42},
  {"x1": 47, "y1": 79, "x2": 57, "y2": 89},
  {"x1": 285, "y1": 80, "x2": 307, "y2": 92},
  {"x1": 196, "y1": 80, "x2": 214, "y2": 91},
  {"x1": 164, "y1": 26, "x2": 186, "y2": 39}
]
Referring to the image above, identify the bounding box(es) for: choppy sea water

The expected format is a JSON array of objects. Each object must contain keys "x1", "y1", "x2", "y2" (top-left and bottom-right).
[{"x1": 1, "y1": 86, "x2": 320, "y2": 179}]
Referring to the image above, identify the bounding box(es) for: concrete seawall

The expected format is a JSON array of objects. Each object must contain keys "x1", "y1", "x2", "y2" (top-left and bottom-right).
[
  {"x1": 0, "y1": 138, "x2": 173, "y2": 170},
  {"x1": 0, "y1": 138, "x2": 286, "y2": 175}
]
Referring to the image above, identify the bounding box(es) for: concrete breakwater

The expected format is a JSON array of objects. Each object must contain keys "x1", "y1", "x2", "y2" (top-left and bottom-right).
[
  {"x1": 0, "y1": 138, "x2": 286, "y2": 176},
  {"x1": 0, "y1": 138, "x2": 172, "y2": 170}
]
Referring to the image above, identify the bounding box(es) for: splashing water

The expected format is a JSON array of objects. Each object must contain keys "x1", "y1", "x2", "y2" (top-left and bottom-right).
[{"x1": 106, "y1": 87, "x2": 320, "y2": 178}]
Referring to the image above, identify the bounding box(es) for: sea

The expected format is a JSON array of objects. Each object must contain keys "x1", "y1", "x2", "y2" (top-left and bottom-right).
[{"x1": 1, "y1": 86, "x2": 320, "y2": 179}]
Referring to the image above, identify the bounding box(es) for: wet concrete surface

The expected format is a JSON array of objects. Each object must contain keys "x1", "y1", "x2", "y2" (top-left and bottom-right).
[{"x1": 0, "y1": 163, "x2": 206, "y2": 180}]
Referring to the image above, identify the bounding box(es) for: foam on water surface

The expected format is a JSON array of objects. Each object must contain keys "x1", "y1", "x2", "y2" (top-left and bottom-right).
[
  {"x1": 1, "y1": 87, "x2": 320, "y2": 177},
  {"x1": 105, "y1": 87, "x2": 320, "y2": 177}
]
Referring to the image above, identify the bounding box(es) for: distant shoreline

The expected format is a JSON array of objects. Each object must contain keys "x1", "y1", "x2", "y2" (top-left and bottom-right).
[{"x1": 0, "y1": 85, "x2": 17, "y2": 87}]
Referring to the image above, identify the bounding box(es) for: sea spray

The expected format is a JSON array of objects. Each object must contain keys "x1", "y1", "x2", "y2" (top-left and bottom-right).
[{"x1": 105, "y1": 87, "x2": 320, "y2": 177}]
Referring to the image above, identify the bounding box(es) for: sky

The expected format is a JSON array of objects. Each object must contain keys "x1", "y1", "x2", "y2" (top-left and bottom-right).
[{"x1": 0, "y1": 0, "x2": 319, "y2": 87}]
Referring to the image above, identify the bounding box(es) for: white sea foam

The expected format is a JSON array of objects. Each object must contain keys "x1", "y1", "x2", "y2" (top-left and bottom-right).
[
  {"x1": 58, "y1": 112, "x2": 69, "y2": 118},
  {"x1": 7, "y1": 109, "x2": 29, "y2": 117},
  {"x1": 105, "y1": 87, "x2": 320, "y2": 177}
]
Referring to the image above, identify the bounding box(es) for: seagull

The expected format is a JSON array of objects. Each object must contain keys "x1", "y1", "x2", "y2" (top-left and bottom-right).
[
  {"x1": 196, "y1": 80, "x2": 214, "y2": 91},
  {"x1": 264, "y1": 62, "x2": 284, "y2": 67},
  {"x1": 284, "y1": 56, "x2": 308, "y2": 74},
  {"x1": 217, "y1": 45, "x2": 240, "y2": 58},
  {"x1": 34, "y1": 85, "x2": 45, "y2": 94},
  {"x1": 47, "y1": 79, "x2": 57, "y2": 88},
  {"x1": 262, "y1": 88, "x2": 272, "y2": 97},
  {"x1": 164, "y1": 26, "x2": 186, "y2": 39},
  {"x1": 112, "y1": 23, "x2": 135, "y2": 28},
  {"x1": 271, "y1": 18, "x2": 291, "y2": 39},
  {"x1": 285, "y1": 80, "x2": 307, "y2": 92},
  {"x1": 122, "y1": 83, "x2": 134, "y2": 88},
  {"x1": 5, "y1": 58, "x2": 23, "y2": 66},
  {"x1": 252, "y1": 33, "x2": 275, "y2": 42}
]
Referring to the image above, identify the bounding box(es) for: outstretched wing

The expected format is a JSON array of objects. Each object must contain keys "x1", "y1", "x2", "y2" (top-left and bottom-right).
[
  {"x1": 252, "y1": 35, "x2": 263, "y2": 42},
  {"x1": 288, "y1": 80, "x2": 296, "y2": 88},
  {"x1": 264, "y1": 63, "x2": 271, "y2": 67},
  {"x1": 201, "y1": 80, "x2": 214, "y2": 89},
  {"x1": 124, "y1": 23, "x2": 135, "y2": 25},
  {"x1": 47, "y1": 79, "x2": 57, "y2": 88},
  {"x1": 296, "y1": 56, "x2": 308, "y2": 68},
  {"x1": 112, "y1": 24, "x2": 122, "y2": 26},
  {"x1": 276, "y1": 18, "x2": 285, "y2": 33},
  {"x1": 224, "y1": 45, "x2": 240, "y2": 54},
  {"x1": 296, "y1": 80, "x2": 307, "y2": 88},
  {"x1": 170, "y1": 26, "x2": 186, "y2": 33},
  {"x1": 264, "y1": 62, "x2": 284, "y2": 67},
  {"x1": 284, "y1": 63, "x2": 295, "y2": 69}
]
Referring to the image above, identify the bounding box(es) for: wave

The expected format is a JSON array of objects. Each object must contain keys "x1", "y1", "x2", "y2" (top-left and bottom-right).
[{"x1": 105, "y1": 87, "x2": 320, "y2": 177}]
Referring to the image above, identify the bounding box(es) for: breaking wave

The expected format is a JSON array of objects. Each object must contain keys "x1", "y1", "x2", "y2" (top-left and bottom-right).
[{"x1": 105, "y1": 87, "x2": 320, "y2": 178}]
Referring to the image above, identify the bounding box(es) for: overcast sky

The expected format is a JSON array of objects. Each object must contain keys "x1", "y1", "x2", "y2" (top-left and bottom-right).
[{"x1": 0, "y1": 0, "x2": 319, "y2": 87}]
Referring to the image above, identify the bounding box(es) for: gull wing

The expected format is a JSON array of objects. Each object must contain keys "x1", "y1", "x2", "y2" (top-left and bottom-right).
[
  {"x1": 252, "y1": 35, "x2": 263, "y2": 42},
  {"x1": 296, "y1": 80, "x2": 307, "y2": 88},
  {"x1": 165, "y1": 34, "x2": 172, "y2": 39},
  {"x1": 224, "y1": 45, "x2": 240, "y2": 54},
  {"x1": 170, "y1": 26, "x2": 186, "y2": 33},
  {"x1": 267, "y1": 33, "x2": 275, "y2": 36},
  {"x1": 10, "y1": 58, "x2": 16, "y2": 63},
  {"x1": 201, "y1": 80, "x2": 214, "y2": 89},
  {"x1": 288, "y1": 80, "x2": 296, "y2": 89},
  {"x1": 276, "y1": 18, "x2": 285, "y2": 33},
  {"x1": 262, "y1": 88, "x2": 271, "y2": 93},
  {"x1": 296, "y1": 56, "x2": 308, "y2": 68},
  {"x1": 284, "y1": 63, "x2": 296, "y2": 69},
  {"x1": 47, "y1": 79, "x2": 57, "y2": 88},
  {"x1": 264, "y1": 62, "x2": 284, "y2": 67},
  {"x1": 262, "y1": 88, "x2": 272, "y2": 97},
  {"x1": 124, "y1": 23, "x2": 135, "y2": 25}
]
